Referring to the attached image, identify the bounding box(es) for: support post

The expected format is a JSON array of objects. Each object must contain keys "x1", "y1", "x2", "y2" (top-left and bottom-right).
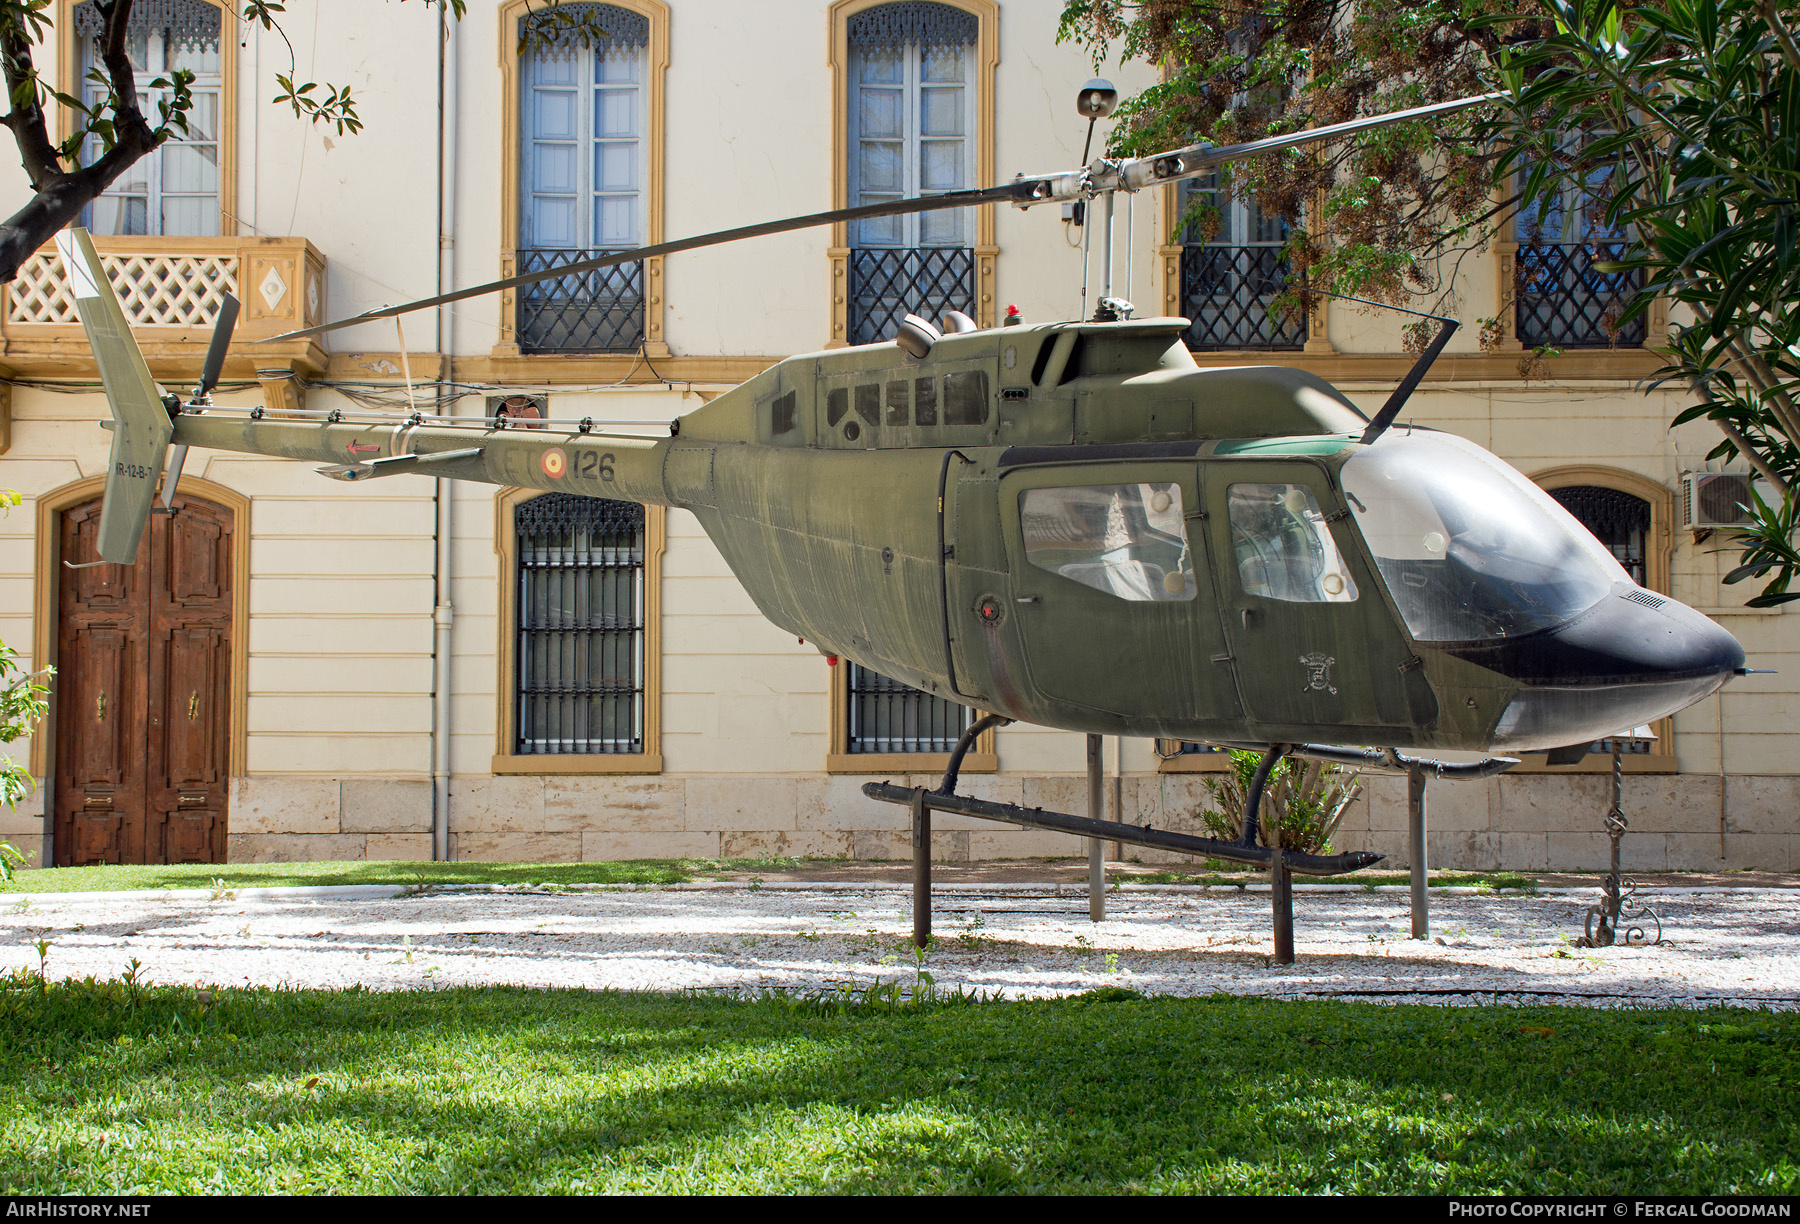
[
  {"x1": 1271, "y1": 845, "x2": 1293, "y2": 964},
  {"x1": 1408, "y1": 763, "x2": 1429, "y2": 939},
  {"x1": 1087, "y1": 733, "x2": 1105, "y2": 922},
  {"x1": 1240, "y1": 745, "x2": 1292, "y2": 964},
  {"x1": 911, "y1": 788, "x2": 931, "y2": 950}
]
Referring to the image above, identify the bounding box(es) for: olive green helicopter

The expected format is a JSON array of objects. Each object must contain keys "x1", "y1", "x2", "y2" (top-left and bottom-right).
[{"x1": 61, "y1": 81, "x2": 1748, "y2": 955}]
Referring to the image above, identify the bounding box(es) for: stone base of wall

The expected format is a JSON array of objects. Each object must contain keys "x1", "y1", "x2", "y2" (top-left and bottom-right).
[
  {"x1": 194, "y1": 771, "x2": 1800, "y2": 873},
  {"x1": 6, "y1": 772, "x2": 1786, "y2": 872}
]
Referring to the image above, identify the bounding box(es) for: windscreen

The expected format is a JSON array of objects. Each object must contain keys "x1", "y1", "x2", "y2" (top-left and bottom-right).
[{"x1": 1341, "y1": 432, "x2": 1627, "y2": 642}]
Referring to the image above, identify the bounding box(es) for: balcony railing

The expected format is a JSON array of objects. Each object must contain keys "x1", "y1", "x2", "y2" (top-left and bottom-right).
[
  {"x1": 0, "y1": 235, "x2": 327, "y2": 377},
  {"x1": 1515, "y1": 241, "x2": 1645, "y2": 348},
  {"x1": 847, "y1": 247, "x2": 975, "y2": 346},
  {"x1": 516, "y1": 248, "x2": 644, "y2": 354},
  {"x1": 1179, "y1": 245, "x2": 1306, "y2": 351}
]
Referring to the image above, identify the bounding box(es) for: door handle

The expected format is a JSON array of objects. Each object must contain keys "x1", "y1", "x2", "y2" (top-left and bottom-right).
[
  {"x1": 188, "y1": 691, "x2": 199, "y2": 720},
  {"x1": 95, "y1": 691, "x2": 106, "y2": 721},
  {"x1": 1241, "y1": 608, "x2": 1259, "y2": 628}
]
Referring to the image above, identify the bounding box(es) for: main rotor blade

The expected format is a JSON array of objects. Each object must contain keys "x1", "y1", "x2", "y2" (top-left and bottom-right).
[
  {"x1": 259, "y1": 86, "x2": 1505, "y2": 346},
  {"x1": 197, "y1": 292, "x2": 240, "y2": 398},
  {"x1": 1126, "y1": 90, "x2": 1506, "y2": 188},
  {"x1": 257, "y1": 181, "x2": 1043, "y2": 344}
]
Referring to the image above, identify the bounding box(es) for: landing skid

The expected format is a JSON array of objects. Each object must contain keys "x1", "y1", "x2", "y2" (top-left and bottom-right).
[
  {"x1": 861, "y1": 715, "x2": 1517, "y2": 962},
  {"x1": 859, "y1": 781, "x2": 1383, "y2": 876}
]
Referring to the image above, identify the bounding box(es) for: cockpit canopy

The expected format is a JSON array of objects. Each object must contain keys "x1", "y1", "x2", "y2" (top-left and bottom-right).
[{"x1": 1341, "y1": 432, "x2": 1630, "y2": 643}]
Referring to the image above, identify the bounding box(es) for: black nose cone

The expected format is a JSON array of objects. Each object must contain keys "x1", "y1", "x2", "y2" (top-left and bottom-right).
[
  {"x1": 1451, "y1": 587, "x2": 1746, "y2": 752},
  {"x1": 1447, "y1": 586, "x2": 1743, "y2": 686}
]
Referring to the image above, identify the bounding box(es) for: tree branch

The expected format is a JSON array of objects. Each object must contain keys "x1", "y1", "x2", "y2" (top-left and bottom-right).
[{"x1": 0, "y1": 4, "x2": 65, "y2": 187}]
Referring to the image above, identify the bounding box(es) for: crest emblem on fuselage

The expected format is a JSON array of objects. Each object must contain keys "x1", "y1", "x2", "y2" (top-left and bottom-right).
[{"x1": 1300, "y1": 653, "x2": 1337, "y2": 695}]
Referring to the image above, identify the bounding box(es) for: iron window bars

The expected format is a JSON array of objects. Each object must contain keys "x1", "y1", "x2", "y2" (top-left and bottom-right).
[
  {"x1": 847, "y1": 246, "x2": 976, "y2": 346},
  {"x1": 516, "y1": 248, "x2": 645, "y2": 354},
  {"x1": 1515, "y1": 242, "x2": 1645, "y2": 349},
  {"x1": 515, "y1": 494, "x2": 645, "y2": 754},
  {"x1": 1179, "y1": 244, "x2": 1306, "y2": 351},
  {"x1": 846, "y1": 662, "x2": 972, "y2": 754}
]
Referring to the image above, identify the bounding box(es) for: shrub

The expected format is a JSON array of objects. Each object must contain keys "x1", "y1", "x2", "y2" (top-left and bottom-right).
[{"x1": 1197, "y1": 750, "x2": 1361, "y2": 855}]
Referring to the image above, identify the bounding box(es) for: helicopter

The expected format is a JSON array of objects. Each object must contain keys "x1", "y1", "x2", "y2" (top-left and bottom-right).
[{"x1": 60, "y1": 84, "x2": 1746, "y2": 907}]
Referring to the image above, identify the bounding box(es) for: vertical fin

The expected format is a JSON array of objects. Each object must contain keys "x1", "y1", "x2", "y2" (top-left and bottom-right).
[{"x1": 55, "y1": 228, "x2": 174, "y2": 563}]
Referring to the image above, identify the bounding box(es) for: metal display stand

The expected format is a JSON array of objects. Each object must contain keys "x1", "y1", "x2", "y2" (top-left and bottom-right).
[
  {"x1": 1577, "y1": 725, "x2": 1664, "y2": 948},
  {"x1": 877, "y1": 723, "x2": 1516, "y2": 958}
]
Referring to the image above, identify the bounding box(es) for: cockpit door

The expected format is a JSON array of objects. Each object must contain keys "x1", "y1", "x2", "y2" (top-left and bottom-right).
[
  {"x1": 1203, "y1": 458, "x2": 1422, "y2": 737},
  {"x1": 1000, "y1": 462, "x2": 1240, "y2": 726}
]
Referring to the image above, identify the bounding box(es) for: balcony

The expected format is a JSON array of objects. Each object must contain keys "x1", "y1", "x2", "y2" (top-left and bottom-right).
[
  {"x1": 0, "y1": 235, "x2": 328, "y2": 379},
  {"x1": 1515, "y1": 241, "x2": 1645, "y2": 348},
  {"x1": 515, "y1": 248, "x2": 645, "y2": 355},
  {"x1": 1179, "y1": 245, "x2": 1306, "y2": 351},
  {"x1": 847, "y1": 247, "x2": 975, "y2": 346}
]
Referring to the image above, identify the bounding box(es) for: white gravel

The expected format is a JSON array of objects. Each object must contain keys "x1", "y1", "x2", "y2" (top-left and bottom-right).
[{"x1": 3, "y1": 881, "x2": 1796, "y2": 1008}]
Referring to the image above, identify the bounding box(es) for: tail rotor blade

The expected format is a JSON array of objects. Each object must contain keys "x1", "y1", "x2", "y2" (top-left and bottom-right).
[
  {"x1": 196, "y1": 292, "x2": 240, "y2": 400},
  {"x1": 158, "y1": 444, "x2": 190, "y2": 513}
]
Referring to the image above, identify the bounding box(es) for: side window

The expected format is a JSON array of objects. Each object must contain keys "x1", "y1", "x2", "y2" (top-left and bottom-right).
[
  {"x1": 1021, "y1": 483, "x2": 1196, "y2": 602},
  {"x1": 942, "y1": 370, "x2": 988, "y2": 425},
  {"x1": 885, "y1": 380, "x2": 909, "y2": 426},
  {"x1": 914, "y1": 376, "x2": 938, "y2": 425},
  {"x1": 826, "y1": 387, "x2": 850, "y2": 428},
  {"x1": 1227, "y1": 483, "x2": 1358, "y2": 603},
  {"x1": 769, "y1": 391, "x2": 797, "y2": 437},
  {"x1": 854, "y1": 384, "x2": 881, "y2": 426}
]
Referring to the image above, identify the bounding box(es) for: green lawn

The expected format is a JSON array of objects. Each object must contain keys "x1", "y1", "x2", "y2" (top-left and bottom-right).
[{"x1": 1, "y1": 975, "x2": 1793, "y2": 1194}]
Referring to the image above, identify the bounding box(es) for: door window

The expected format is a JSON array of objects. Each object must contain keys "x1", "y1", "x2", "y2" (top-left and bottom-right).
[
  {"x1": 1227, "y1": 483, "x2": 1358, "y2": 603},
  {"x1": 1020, "y1": 482, "x2": 1196, "y2": 602}
]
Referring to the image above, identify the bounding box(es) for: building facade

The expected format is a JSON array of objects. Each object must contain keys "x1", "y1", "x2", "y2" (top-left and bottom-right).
[{"x1": 1, "y1": 0, "x2": 1795, "y2": 875}]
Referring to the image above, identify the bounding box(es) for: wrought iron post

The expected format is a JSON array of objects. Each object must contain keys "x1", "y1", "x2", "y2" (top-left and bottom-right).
[{"x1": 1578, "y1": 739, "x2": 1663, "y2": 947}]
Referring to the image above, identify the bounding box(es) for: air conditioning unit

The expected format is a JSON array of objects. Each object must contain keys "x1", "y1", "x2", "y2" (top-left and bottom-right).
[{"x1": 1682, "y1": 471, "x2": 1768, "y2": 530}]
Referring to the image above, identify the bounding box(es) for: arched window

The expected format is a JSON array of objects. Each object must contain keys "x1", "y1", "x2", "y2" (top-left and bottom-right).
[
  {"x1": 1548, "y1": 485, "x2": 1651, "y2": 586},
  {"x1": 496, "y1": 491, "x2": 664, "y2": 772},
  {"x1": 829, "y1": 0, "x2": 998, "y2": 347},
  {"x1": 71, "y1": 0, "x2": 227, "y2": 236},
  {"x1": 1534, "y1": 468, "x2": 1675, "y2": 768},
  {"x1": 501, "y1": 0, "x2": 668, "y2": 358},
  {"x1": 844, "y1": 3, "x2": 977, "y2": 344},
  {"x1": 517, "y1": 4, "x2": 649, "y2": 352}
]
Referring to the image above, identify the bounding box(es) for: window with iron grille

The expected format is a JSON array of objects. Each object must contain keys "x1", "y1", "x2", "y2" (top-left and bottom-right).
[
  {"x1": 846, "y1": 3, "x2": 978, "y2": 345},
  {"x1": 514, "y1": 494, "x2": 645, "y2": 754},
  {"x1": 1514, "y1": 158, "x2": 1645, "y2": 349},
  {"x1": 76, "y1": 0, "x2": 223, "y2": 236},
  {"x1": 517, "y1": 4, "x2": 648, "y2": 352},
  {"x1": 1178, "y1": 175, "x2": 1305, "y2": 351},
  {"x1": 1551, "y1": 483, "x2": 1654, "y2": 753},
  {"x1": 845, "y1": 663, "x2": 971, "y2": 753}
]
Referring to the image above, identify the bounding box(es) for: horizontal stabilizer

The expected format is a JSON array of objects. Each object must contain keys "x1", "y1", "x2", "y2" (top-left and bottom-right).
[{"x1": 315, "y1": 447, "x2": 485, "y2": 482}]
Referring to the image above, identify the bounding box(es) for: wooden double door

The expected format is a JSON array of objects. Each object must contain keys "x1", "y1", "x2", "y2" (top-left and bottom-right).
[{"x1": 54, "y1": 494, "x2": 233, "y2": 866}]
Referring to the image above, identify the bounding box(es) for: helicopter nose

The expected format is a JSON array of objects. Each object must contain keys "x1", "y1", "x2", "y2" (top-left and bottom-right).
[{"x1": 1452, "y1": 587, "x2": 1746, "y2": 751}]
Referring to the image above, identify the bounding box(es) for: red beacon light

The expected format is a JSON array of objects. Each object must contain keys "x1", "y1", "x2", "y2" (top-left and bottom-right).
[{"x1": 1003, "y1": 304, "x2": 1022, "y2": 327}]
